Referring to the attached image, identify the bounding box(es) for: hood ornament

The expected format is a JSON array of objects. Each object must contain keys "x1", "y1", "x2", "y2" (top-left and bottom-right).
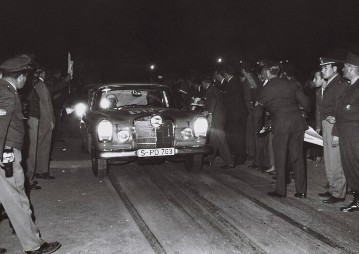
[{"x1": 150, "y1": 115, "x2": 163, "y2": 128}]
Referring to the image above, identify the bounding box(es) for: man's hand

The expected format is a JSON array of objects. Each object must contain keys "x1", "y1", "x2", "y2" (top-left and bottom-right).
[
  {"x1": 0, "y1": 162, "x2": 4, "y2": 168},
  {"x1": 332, "y1": 136, "x2": 339, "y2": 147},
  {"x1": 316, "y1": 128, "x2": 321, "y2": 134},
  {"x1": 326, "y1": 116, "x2": 336, "y2": 124}
]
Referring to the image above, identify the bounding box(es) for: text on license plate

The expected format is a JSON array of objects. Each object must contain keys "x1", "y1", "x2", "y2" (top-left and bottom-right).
[{"x1": 137, "y1": 148, "x2": 175, "y2": 157}]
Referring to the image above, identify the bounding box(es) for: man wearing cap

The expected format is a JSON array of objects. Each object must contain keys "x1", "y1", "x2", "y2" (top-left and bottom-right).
[
  {"x1": 317, "y1": 57, "x2": 349, "y2": 203},
  {"x1": 0, "y1": 56, "x2": 61, "y2": 253},
  {"x1": 333, "y1": 52, "x2": 359, "y2": 212}
]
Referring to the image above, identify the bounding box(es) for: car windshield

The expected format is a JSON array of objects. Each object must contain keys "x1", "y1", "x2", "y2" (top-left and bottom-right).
[{"x1": 97, "y1": 87, "x2": 173, "y2": 109}]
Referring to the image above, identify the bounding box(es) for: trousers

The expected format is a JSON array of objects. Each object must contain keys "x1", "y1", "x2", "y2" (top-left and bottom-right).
[
  {"x1": 26, "y1": 117, "x2": 39, "y2": 180},
  {"x1": 0, "y1": 149, "x2": 44, "y2": 251},
  {"x1": 273, "y1": 130, "x2": 306, "y2": 196},
  {"x1": 322, "y1": 120, "x2": 347, "y2": 198},
  {"x1": 338, "y1": 123, "x2": 359, "y2": 193},
  {"x1": 36, "y1": 121, "x2": 53, "y2": 174},
  {"x1": 208, "y1": 120, "x2": 233, "y2": 165}
]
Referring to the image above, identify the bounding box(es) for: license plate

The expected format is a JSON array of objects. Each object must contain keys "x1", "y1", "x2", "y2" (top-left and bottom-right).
[{"x1": 137, "y1": 148, "x2": 175, "y2": 157}]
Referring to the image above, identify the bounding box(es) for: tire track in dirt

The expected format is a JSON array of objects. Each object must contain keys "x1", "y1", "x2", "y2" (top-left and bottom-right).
[
  {"x1": 109, "y1": 173, "x2": 167, "y2": 254},
  {"x1": 205, "y1": 170, "x2": 351, "y2": 254},
  {"x1": 143, "y1": 167, "x2": 266, "y2": 254}
]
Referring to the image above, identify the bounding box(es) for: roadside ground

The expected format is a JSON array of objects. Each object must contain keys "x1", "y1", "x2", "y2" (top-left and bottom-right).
[{"x1": 1, "y1": 137, "x2": 357, "y2": 253}]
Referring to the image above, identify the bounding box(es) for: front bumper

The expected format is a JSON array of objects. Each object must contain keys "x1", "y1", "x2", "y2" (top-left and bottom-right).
[{"x1": 95, "y1": 145, "x2": 212, "y2": 159}]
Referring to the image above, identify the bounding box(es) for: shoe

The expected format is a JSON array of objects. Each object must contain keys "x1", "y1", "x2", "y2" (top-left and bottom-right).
[
  {"x1": 30, "y1": 182, "x2": 42, "y2": 190},
  {"x1": 220, "y1": 164, "x2": 235, "y2": 169},
  {"x1": 323, "y1": 195, "x2": 345, "y2": 203},
  {"x1": 294, "y1": 193, "x2": 306, "y2": 198},
  {"x1": 318, "y1": 191, "x2": 331, "y2": 198},
  {"x1": 0, "y1": 247, "x2": 6, "y2": 254},
  {"x1": 35, "y1": 173, "x2": 56, "y2": 180},
  {"x1": 267, "y1": 191, "x2": 286, "y2": 198},
  {"x1": 340, "y1": 199, "x2": 359, "y2": 212},
  {"x1": 265, "y1": 166, "x2": 275, "y2": 173},
  {"x1": 26, "y1": 241, "x2": 61, "y2": 254}
]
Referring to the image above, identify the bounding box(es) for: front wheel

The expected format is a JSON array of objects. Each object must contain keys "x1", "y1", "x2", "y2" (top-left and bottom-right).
[
  {"x1": 184, "y1": 154, "x2": 204, "y2": 173},
  {"x1": 92, "y1": 157, "x2": 109, "y2": 178}
]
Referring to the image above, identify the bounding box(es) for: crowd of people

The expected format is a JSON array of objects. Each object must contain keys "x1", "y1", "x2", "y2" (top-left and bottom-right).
[
  {"x1": 1, "y1": 51, "x2": 359, "y2": 253},
  {"x1": 165, "y1": 53, "x2": 359, "y2": 214}
]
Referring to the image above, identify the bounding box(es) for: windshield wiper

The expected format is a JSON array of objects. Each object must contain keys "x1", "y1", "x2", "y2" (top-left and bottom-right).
[{"x1": 122, "y1": 104, "x2": 140, "y2": 107}]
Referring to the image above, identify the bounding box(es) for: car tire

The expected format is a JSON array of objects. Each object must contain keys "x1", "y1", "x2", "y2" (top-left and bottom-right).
[
  {"x1": 80, "y1": 134, "x2": 87, "y2": 153},
  {"x1": 184, "y1": 154, "x2": 203, "y2": 172},
  {"x1": 92, "y1": 157, "x2": 109, "y2": 178},
  {"x1": 86, "y1": 134, "x2": 92, "y2": 154}
]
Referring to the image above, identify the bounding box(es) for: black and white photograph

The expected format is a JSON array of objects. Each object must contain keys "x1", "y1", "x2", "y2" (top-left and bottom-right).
[{"x1": 1, "y1": 1, "x2": 359, "y2": 253}]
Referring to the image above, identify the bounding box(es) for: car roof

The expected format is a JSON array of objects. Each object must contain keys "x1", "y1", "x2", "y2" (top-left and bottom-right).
[{"x1": 87, "y1": 83, "x2": 169, "y2": 91}]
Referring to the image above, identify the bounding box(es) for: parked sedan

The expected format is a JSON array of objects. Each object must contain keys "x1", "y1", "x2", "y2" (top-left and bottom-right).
[{"x1": 77, "y1": 83, "x2": 211, "y2": 177}]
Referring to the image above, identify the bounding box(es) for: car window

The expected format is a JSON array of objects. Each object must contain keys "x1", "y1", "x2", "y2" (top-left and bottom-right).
[{"x1": 96, "y1": 88, "x2": 173, "y2": 109}]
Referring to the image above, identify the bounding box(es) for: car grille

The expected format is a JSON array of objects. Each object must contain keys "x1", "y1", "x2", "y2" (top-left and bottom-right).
[{"x1": 135, "y1": 120, "x2": 174, "y2": 149}]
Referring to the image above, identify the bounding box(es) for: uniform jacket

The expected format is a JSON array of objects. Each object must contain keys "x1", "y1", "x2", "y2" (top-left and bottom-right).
[
  {"x1": 319, "y1": 75, "x2": 349, "y2": 123},
  {"x1": 0, "y1": 79, "x2": 24, "y2": 157},
  {"x1": 258, "y1": 77, "x2": 310, "y2": 134},
  {"x1": 34, "y1": 79, "x2": 55, "y2": 126},
  {"x1": 333, "y1": 78, "x2": 359, "y2": 137},
  {"x1": 223, "y1": 76, "x2": 248, "y2": 123}
]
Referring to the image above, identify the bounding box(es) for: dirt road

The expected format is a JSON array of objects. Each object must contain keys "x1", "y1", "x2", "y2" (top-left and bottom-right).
[{"x1": 1, "y1": 138, "x2": 358, "y2": 254}]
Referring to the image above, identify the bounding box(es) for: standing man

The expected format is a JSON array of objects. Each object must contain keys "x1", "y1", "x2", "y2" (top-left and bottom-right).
[
  {"x1": 34, "y1": 68, "x2": 56, "y2": 180},
  {"x1": 202, "y1": 78, "x2": 234, "y2": 168},
  {"x1": 312, "y1": 70, "x2": 328, "y2": 188},
  {"x1": 317, "y1": 58, "x2": 349, "y2": 203},
  {"x1": 221, "y1": 65, "x2": 248, "y2": 165},
  {"x1": 25, "y1": 72, "x2": 42, "y2": 190},
  {"x1": 313, "y1": 70, "x2": 327, "y2": 134},
  {"x1": 253, "y1": 64, "x2": 275, "y2": 173},
  {"x1": 0, "y1": 56, "x2": 61, "y2": 253},
  {"x1": 333, "y1": 52, "x2": 359, "y2": 212},
  {"x1": 258, "y1": 63, "x2": 311, "y2": 198}
]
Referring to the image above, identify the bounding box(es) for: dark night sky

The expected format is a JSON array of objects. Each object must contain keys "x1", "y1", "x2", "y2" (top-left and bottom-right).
[{"x1": 1, "y1": 0, "x2": 359, "y2": 80}]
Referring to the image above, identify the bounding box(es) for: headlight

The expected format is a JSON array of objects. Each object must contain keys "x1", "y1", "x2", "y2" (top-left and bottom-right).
[
  {"x1": 74, "y1": 103, "x2": 87, "y2": 117},
  {"x1": 97, "y1": 120, "x2": 113, "y2": 141},
  {"x1": 117, "y1": 130, "x2": 130, "y2": 143},
  {"x1": 193, "y1": 117, "x2": 208, "y2": 137},
  {"x1": 181, "y1": 127, "x2": 193, "y2": 140}
]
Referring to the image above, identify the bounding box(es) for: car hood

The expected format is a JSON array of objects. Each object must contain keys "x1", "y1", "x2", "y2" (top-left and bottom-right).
[{"x1": 92, "y1": 107, "x2": 202, "y2": 126}]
